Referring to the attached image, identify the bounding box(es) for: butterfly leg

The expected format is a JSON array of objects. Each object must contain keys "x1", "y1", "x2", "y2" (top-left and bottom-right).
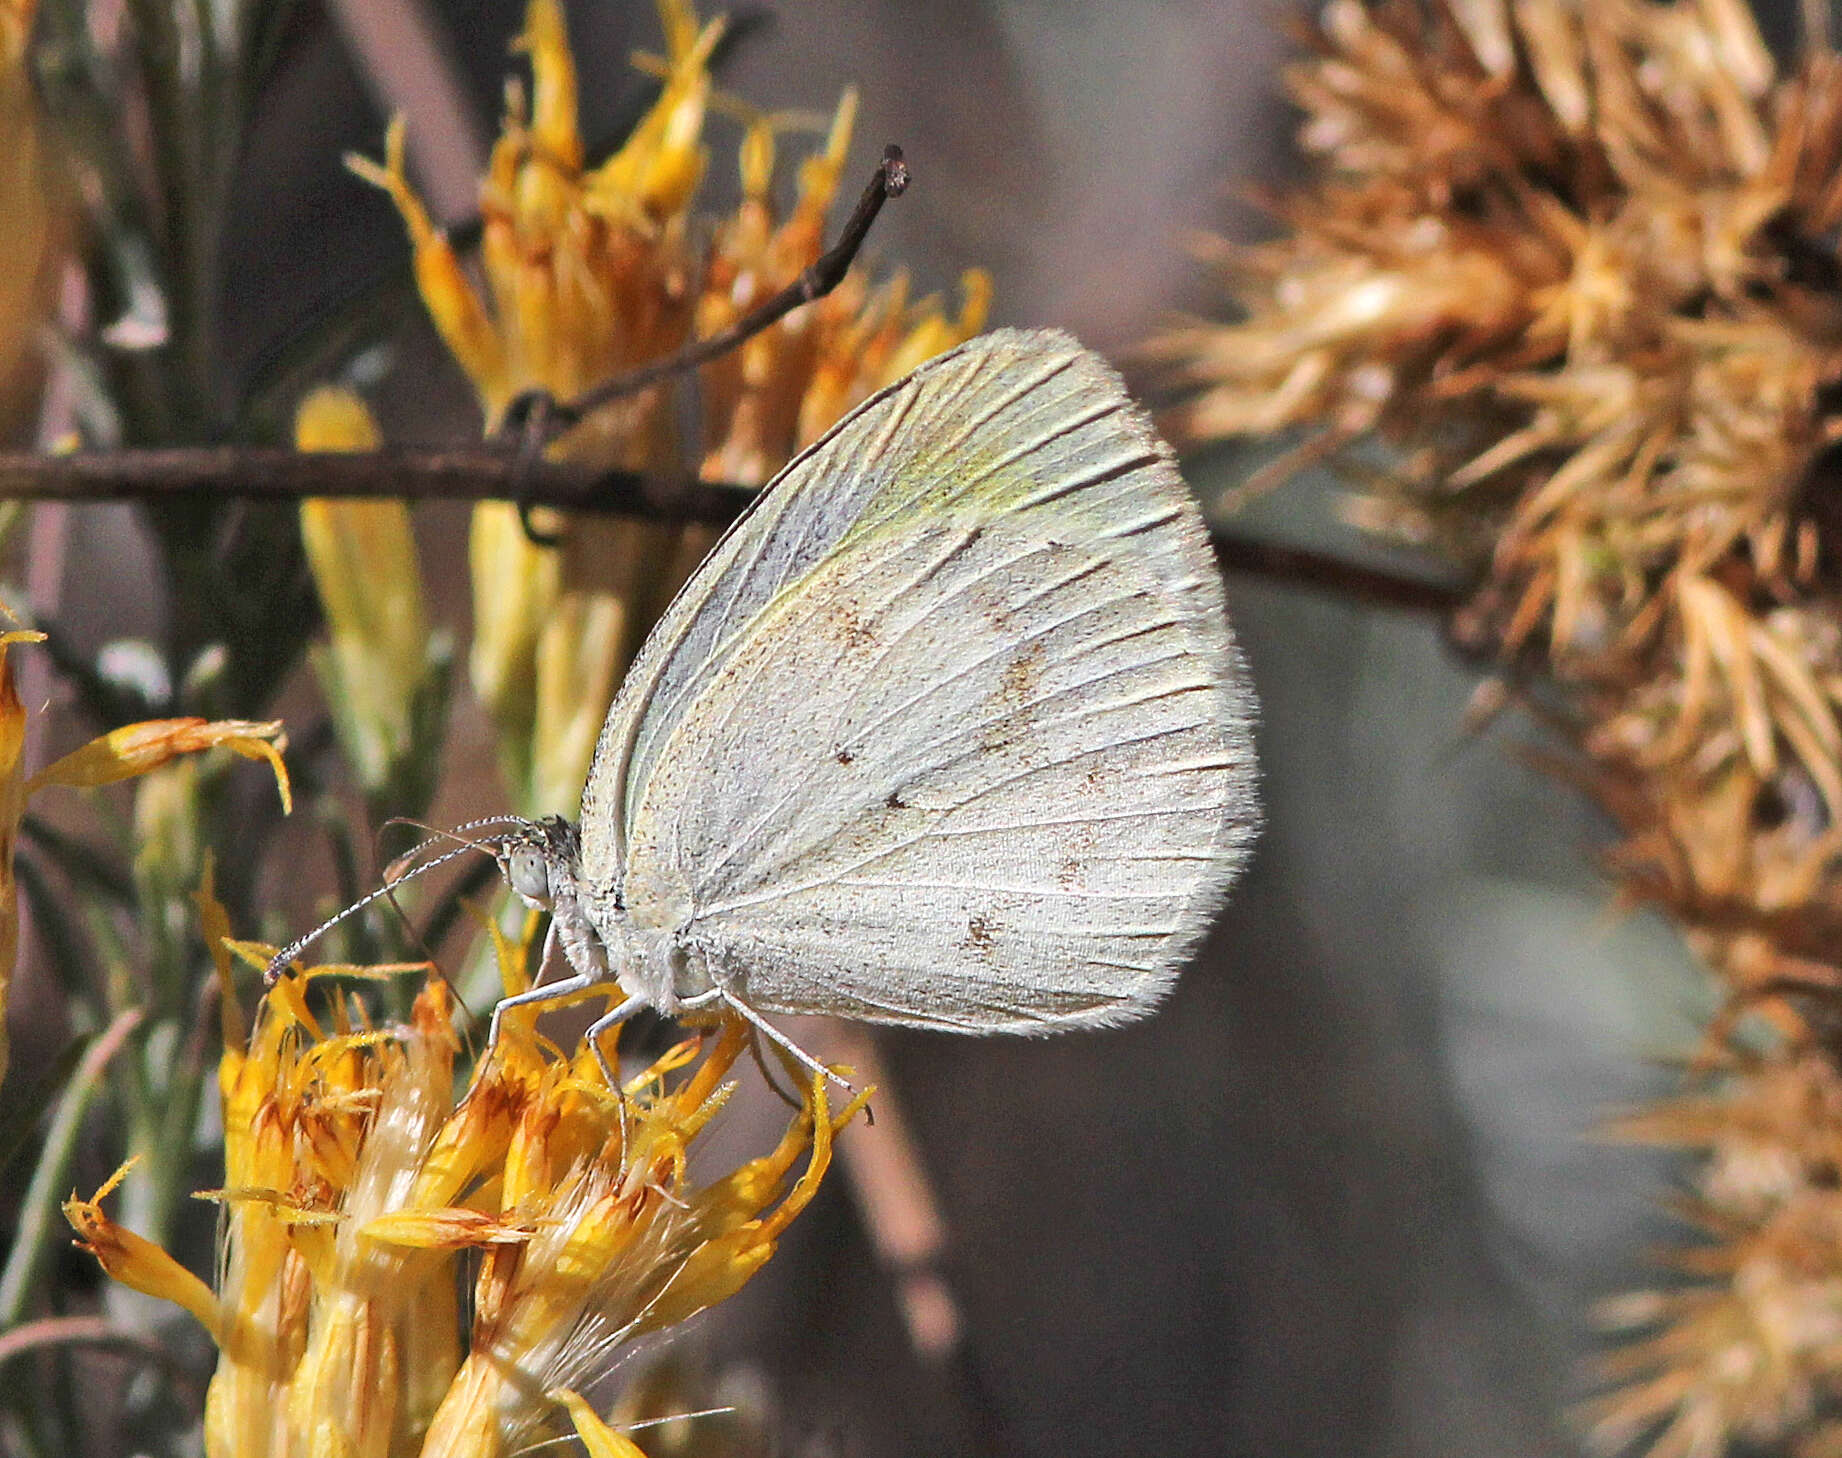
[
  {"x1": 707, "y1": 986, "x2": 856, "y2": 1095},
  {"x1": 484, "y1": 968, "x2": 599, "y2": 1062},
  {"x1": 582, "y1": 994, "x2": 648, "y2": 1170},
  {"x1": 583, "y1": 994, "x2": 647, "y2": 1091},
  {"x1": 531, "y1": 915, "x2": 562, "y2": 980},
  {"x1": 747, "y1": 1026, "x2": 807, "y2": 1113}
]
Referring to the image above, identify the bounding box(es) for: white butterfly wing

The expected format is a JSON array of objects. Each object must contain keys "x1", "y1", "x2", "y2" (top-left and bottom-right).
[{"x1": 578, "y1": 329, "x2": 1257, "y2": 1030}]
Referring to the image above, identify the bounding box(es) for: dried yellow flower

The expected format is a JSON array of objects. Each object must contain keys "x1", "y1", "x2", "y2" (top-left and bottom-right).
[
  {"x1": 28, "y1": 716, "x2": 290, "y2": 809},
  {"x1": 1156, "y1": 0, "x2": 1842, "y2": 683},
  {"x1": 354, "y1": 0, "x2": 989, "y2": 816},
  {"x1": 296, "y1": 387, "x2": 444, "y2": 806},
  {"x1": 68, "y1": 889, "x2": 866, "y2": 1458},
  {"x1": 1587, "y1": 1054, "x2": 1842, "y2": 1458}
]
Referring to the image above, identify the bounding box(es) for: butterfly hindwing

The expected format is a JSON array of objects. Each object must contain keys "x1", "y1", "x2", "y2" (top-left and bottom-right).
[{"x1": 578, "y1": 329, "x2": 1257, "y2": 1029}]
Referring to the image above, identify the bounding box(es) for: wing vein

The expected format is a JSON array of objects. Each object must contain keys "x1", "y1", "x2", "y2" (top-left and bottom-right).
[
  {"x1": 900, "y1": 349, "x2": 1084, "y2": 474},
  {"x1": 699, "y1": 801, "x2": 1221, "y2": 919},
  {"x1": 833, "y1": 877, "x2": 1181, "y2": 900},
  {"x1": 682, "y1": 534, "x2": 1078, "y2": 886}
]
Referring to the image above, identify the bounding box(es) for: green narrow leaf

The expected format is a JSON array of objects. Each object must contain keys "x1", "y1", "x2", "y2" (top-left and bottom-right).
[
  {"x1": 0, "y1": 1033, "x2": 90, "y2": 1178},
  {"x1": 0, "y1": 1009, "x2": 142, "y2": 1327},
  {"x1": 19, "y1": 815, "x2": 136, "y2": 907}
]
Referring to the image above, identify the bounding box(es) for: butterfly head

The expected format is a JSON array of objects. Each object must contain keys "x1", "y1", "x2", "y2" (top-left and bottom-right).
[
  {"x1": 495, "y1": 814, "x2": 624, "y2": 990},
  {"x1": 496, "y1": 815, "x2": 580, "y2": 910}
]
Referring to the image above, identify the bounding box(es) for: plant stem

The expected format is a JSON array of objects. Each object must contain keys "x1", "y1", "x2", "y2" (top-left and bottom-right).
[
  {"x1": 0, "y1": 1010, "x2": 143, "y2": 1327},
  {"x1": 0, "y1": 449, "x2": 1468, "y2": 611}
]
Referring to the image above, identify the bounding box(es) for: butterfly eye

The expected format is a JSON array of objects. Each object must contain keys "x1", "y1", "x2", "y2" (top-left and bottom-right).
[{"x1": 506, "y1": 847, "x2": 552, "y2": 904}]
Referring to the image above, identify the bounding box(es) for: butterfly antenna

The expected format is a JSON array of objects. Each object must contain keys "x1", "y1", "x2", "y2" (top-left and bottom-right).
[
  {"x1": 262, "y1": 842, "x2": 485, "y2": 985},
  {"x1": 383, "y1": 813, "x2": 530, "y2": 838},
  {"x1": 376, "y1": 814, "x2": 531, "y2": 871},
  {"x1": 367, "y1": 818, "x2": 529, "y2": 1033}
]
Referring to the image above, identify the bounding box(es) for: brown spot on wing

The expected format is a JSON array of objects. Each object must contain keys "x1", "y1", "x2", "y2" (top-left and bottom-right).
[
  {"x1": 999, "y1": 638, "x2": 1045, "y2": 703},
  {"x1": 963, "y1": 913, "x2": 997, "y2": 957},
  {"x1": 1058, "y1": 814, "x2": 1101, "y2": 888},
  {"x1": 982, "y1": 639, "x2": 1048, "y2": 753},
  {"x1": 818, "y1": 597, "x2": 878, "y2": 653}
]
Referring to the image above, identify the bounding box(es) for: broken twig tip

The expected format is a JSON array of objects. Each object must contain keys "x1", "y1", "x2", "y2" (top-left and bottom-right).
[{"x1": 881, "y1": 144, "x2": 910, "y2": 195}]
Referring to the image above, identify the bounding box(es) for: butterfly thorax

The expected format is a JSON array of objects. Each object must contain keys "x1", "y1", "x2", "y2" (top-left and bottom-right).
[
  {"x1": 501, "y1": 815, "x2": 711, "y2": 1015},
  {"x1": 598, "y1": 856, "x2": 708, "y2": 1012}
]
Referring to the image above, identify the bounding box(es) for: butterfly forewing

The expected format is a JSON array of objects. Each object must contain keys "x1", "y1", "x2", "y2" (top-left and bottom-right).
[{"x1": 578, "y1": 329, "x2": 1257, "y2": 1030}]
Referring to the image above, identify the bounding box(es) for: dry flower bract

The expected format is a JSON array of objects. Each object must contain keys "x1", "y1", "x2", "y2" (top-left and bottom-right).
[
  {"x1": 296, "y1": 387, "x2": 448, "y2": 814},
  {"x1": 1153, "y1": 1, "x2": 1842, "y2": 1453},
  {"x1": 67, "y1": 898, "x2": 867, "y2": 1458}
]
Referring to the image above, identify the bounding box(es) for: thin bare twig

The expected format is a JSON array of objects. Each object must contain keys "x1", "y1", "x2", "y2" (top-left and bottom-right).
[
  {"x1": 781, "y1": 1016, "x2": 1001, "y2": 1453},
  {"x1": 0, "y1": 447, "x2": 1464, "y2": 610},
  {"x1": 1209, "y1": 536, "x2": 1466, "y2": 614},
  {"x1": 805, "y1": 1019, "x2": 959, "y2": 1358},
  {"x1": 0, "y1": 447, "x2": 736, "y2": 517},
  {"x1": 0, "y1": 145, "x2": 1466, "y2": 613},
  {"x1": 0, "y1": 1315, "x2": 201, "y2": 1392},
  {"x1": 324, "y1": 0, "x2": 486, "y2": 224}
]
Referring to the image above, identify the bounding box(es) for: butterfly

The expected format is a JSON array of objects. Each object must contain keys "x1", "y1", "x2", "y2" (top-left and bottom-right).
[{"x1": 276, "y1": 329, "x2": 1259, "y2": 1085}]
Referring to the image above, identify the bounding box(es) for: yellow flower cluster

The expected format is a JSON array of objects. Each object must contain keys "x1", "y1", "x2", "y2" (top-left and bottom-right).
[
  {"x1": 68, "y1": 921, "x2": 865, "y2": 1458},
  {"x1": 355, "y1": 0, "x2": 988, "y2": 471},
  {"x1": 353, "y1": 0, "x2": 988, "y2": 815}
]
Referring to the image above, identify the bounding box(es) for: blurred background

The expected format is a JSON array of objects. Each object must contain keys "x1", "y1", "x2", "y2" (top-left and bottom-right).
[{"x1": 0, "y1": 0, "x2": 1767, "y2": 1454}]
